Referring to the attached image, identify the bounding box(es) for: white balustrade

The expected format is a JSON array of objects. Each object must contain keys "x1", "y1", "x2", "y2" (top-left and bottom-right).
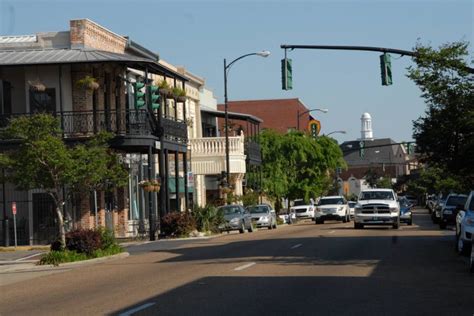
[{"x1": 190, "y1": 134, "x2": 245, "y2": 157}]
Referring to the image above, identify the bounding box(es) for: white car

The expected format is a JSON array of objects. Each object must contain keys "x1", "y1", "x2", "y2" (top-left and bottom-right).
[
  {"x1": 354, "y1": 189, "x2": 400, "y2": 229},
  {"x1": 348, "y1": 201, "x2": 357, "y2": 217},
  {"x1": 315, "y1": 196, "x2": 350, "y2": 224},
  {"x1": 290, "y1": 199, "x2": 315, "y2": 220},
  {"x1": 455, "y1": 190, "x2": 474, "y2": 256}
]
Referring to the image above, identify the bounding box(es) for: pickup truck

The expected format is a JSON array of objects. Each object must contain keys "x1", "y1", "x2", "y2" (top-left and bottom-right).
[
  {"x1": 354, "y1": 189, "x2": 400, "y2": 229},
  {"x1": 290, "y1": 199, "x2": 315, "y2": 220}
]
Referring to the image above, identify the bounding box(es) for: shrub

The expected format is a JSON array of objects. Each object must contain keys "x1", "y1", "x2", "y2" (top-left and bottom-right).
[
  {"x1": 65, "y1": 229, "x2": 102, "y2": 255},
  {"x1": 97, "y1": 227, "x2": 116, "y2": 250},
  {"x1": 161, "y1": 212, "x2": 196, "y2": 237},
  {"x1": 276, "y1": 217, "x2": 285, "y2": 225},
  {"x1": 192, "y1": 205, "x2": 225, "y2": 233},
  {"x1": 39, "y1": 250, "x2": 88, "y2": 266}
]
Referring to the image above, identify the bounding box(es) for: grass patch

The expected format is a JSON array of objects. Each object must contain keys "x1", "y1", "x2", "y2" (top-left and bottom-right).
[
  {"x1": 38, "y1": 245, "x2": 123, "y2": 266},
  {"x1": 0, "y1": 246, "x2": 50, "y2": 252}
]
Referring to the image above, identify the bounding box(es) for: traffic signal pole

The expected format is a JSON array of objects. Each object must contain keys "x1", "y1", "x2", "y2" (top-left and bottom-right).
[{"x1": 280, "y1": 44, "x2": 474, "y2": 73}]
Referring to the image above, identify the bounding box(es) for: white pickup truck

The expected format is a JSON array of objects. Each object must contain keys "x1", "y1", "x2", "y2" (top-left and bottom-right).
[
  {"x1": 354, "y1": 189, "x2": 400, "y2": 229},
  {"x1": 290, "y1": 199, "x2": 315, "y2": 220}
]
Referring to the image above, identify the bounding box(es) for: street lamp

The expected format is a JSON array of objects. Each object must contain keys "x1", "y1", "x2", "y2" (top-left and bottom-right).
[
  {"x1": 296, "y1": 108, "x2": 328, "y2": 130},
  {"x1": 325, "y1": 130, "x2": 346, "y2": 137},
  {"x1": 224, "y1": 50, "x2": 270, "y2": 190}
]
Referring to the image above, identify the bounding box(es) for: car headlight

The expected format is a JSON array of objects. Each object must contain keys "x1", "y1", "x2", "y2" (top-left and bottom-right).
[
  {"x1": 466, "y1": 217, "x2": 474, "y2": 226},
  {"x1": 390, "y1": 207, "x2": 398, "y2": 213},
  {"x1": 338, "y1": 206, "x2": 344, "y2": 211},
  {"x1": 230, "y1": 218, "x2": 240, "y2": 223}
]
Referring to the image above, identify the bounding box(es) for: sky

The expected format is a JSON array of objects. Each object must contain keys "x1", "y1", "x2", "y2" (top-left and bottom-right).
[{"x1": 1, "y1": 0, "x2": 472, "y2": 143}]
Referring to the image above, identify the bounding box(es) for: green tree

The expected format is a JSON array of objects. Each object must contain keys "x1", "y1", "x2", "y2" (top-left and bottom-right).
[
  {"x1": 407, "y1": 41, "x2": 473, "y2": 188},
  {"x1": 0, "y1": 114, "x2": 128, "y2": 247}
]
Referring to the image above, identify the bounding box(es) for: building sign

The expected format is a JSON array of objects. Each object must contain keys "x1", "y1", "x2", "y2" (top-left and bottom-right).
[
  {"x1": 187, "y1": 172, "x2": 194, "y2": 188},
  {"x1": 308, "y1": 119, "x2": 321, "y2": 138}
]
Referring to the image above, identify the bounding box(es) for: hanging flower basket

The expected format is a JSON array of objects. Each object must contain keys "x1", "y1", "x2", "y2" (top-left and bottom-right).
[
  {"x1": 172, "y1": 87, "x2": 187, "y2": 103},
  {"x1": 139, "y1": 179, "x2": 161, "y2": 192},
  {"x1": 28, "y1": 79, "x2": 46, "y2": 92},
  {"x1": 158, "y1": 80, "x2": 173, "y2": 97},
  {"x1": 76, "y1": 75, "x2": 100, "y2": 90}
]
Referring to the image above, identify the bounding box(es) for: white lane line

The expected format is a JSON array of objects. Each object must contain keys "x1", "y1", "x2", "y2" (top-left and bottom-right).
[
  {"x1": 15, "y1": 252, "x2": 44, "y2": 261},
  {"x1": 234, "y1": 262, "x2": 256, "y2": 271},
  {"x1": 119, "y1": 303, "x2": 156, "y2": 316},
  {"x1": 328, "y1": 230, "x2": 336, "y2": 234},
  {"x1": 291, "y1": 243, "x2": 302, "y2": 249}
]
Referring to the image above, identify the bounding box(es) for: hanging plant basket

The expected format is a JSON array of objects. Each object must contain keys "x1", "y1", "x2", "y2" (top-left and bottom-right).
[
  {"x1": 177, "y1": 95, "x2": 187, "y2": 103},
  {"x1": 28, "y1": 80, "x2": 46, "y2": 92},
  {"x1": 76, "y1": 75, "x2": 100, "y2": 90},
  {"x1": 139, "y1": 179, "x2": 161, "y2": 192},
  {"x1": 172, "y1": 87, "x2": 187, "y2": 103}
]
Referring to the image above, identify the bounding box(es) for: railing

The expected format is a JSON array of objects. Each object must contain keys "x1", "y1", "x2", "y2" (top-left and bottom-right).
[
  {"x1": 0, "y1": 110, "x2": 188, "y2": 144},
  {"x1": 190, "y1": 134, "x2": 245, "y2": 157}
]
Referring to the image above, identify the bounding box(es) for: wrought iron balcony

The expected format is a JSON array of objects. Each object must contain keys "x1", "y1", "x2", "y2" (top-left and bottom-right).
[{"x1": 245, "y1": 141, "x2": 262, "y2": 165}]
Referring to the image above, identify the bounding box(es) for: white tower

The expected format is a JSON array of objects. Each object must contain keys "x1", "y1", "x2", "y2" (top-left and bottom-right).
[{"x1": 360, "y1": 112, "x2": 373, "y2": 140}]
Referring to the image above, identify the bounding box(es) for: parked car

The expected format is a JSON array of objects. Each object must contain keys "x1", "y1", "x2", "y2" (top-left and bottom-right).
[
  {"x1": 455, "y1": 191, "x2": 474, "y2": 256},
  {"x1": 432, "y1": 195, "x2": 448, "y2": 223},
  {"x1": 278, "y1": 208, "x2": 296, "y2": 224},
  {"x1": 248, "y1": 204, "x2": 277, "y2": 229},
  {"x1": 315, "y1": 196, "x2": 350, "y2": 224},
  {"x1": 439, "y1": 193, "x2": 468, "y2": 229},
  {"x1": 218, "y1": 204, "x2": 254, "y2": 233},
  {"x1": 400, "y1": 194, "x2": 418, "y2": 207},
  {"x1": 290, "y1": 199, "x2": 315, "y2": 220},
  {"x1": 354, "y1": 189, "x2": 400, "y2": 229},
  {"x1": 426, "y1": 195, "x2": 437, "y2": 213},
  {"x1": 398, "y1": 196, "x2": 413, "y2": 225},
  {"x1": 348, "y1": 201, "x2": 357, "y2": 218}
]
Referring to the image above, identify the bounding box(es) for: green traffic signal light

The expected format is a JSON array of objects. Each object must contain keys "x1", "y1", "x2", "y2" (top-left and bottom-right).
[
  {"x1": 133, "y1": 82, "x2": 146, "y2": 108},
  {"x1": 380, "y1": 53, "x2": 392, "y2": 86},
  {"x1": 359, "y1": 141, "x2": 365, "y2": 158},
  {"x1": 281, "y1": 58, "x2": 293, "y2": 90},
  {"x1": 148, "y1": 85, "x2": 160, "y2": 110}
]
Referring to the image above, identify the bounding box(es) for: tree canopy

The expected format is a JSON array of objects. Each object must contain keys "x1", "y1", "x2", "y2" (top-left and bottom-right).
[
  {"x1": 407, "y1": 41, "x2": 473, "y2": 189},
  {"x1": 260, "y1": 130, "x2": 346, "y2": 203}
]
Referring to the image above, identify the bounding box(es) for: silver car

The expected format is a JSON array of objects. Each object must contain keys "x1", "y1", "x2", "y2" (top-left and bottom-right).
[
  {"x1": 218, "y1": 205, "x2": 254, "y2": 234},
  {"x1": 248, "y1": 204, "x2": 277, "y2": 229}
]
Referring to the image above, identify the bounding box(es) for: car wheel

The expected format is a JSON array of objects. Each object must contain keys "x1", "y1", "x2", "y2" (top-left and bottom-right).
[
  {"x1": 393, "y1": 220, "x2": 400, "y2": 229},
  {"x1": 239, "y1": 222, "x2": 245, "y2": 234},
  {"x1": 342, "y1": 214, "x2": 347, "y2": 223},
  {"x1": 273, "y1": 223, "x2": 277, "y2": 229},
  {"x1": 354, "y1": 222, "x2": 363, "y2": 229},
  {"x1": 439, "y1": 222, "x2": 447, "y2": 229},
  {"x1": 268, "y1": 224, "x2": 272, "y2": 230}
]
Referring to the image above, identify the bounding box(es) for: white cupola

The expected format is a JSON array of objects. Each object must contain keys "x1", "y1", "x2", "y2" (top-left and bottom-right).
[{"x1": 360, "y1": 112, "x2": 373, "y2": 140}]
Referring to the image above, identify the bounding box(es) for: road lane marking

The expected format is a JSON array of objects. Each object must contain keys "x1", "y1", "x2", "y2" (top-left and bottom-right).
[
  {"x1": 234, "y1": 262, "x2": 256, "y2": 271},
  {"x1": 15, "y1": 252, "x2": 44, "y2": 261},
  {"x1": 119, "y1": 303, "x2": 156, "y2": 316},
  {"x1": 328, "y1": 230, "x2": 336, "y2": 234},
  {"x1": 291, "y1": 243, "x2": 302, "y2": 249}
]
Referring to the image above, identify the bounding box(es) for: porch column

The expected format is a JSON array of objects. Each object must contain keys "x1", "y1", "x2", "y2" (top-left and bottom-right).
[
  {"x1": 165, "y1": 149, "x2": 170, "y2": 213},
  {"x1": 148, "y1": 146, "x2": 156, "y2": 241},
  {"x1": 175, "y1": 152, "x2": 180, "y2": 212}
]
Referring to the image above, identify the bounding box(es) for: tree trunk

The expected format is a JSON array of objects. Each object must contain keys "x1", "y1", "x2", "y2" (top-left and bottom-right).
[{"x1": 55, "y1": 205, "x2": 66, "y2": 248}]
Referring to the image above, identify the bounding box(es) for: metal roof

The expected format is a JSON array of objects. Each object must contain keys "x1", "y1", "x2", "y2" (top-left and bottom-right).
[
  {"x1": 0, "y1": 35, "x2": 37, "y2": 44},
  {"x1": 201, "y1": 106, "x2": 263, "y2": 123},
  {"x1": 0, "y1": 48, "x2": 188, "y2": 81}
]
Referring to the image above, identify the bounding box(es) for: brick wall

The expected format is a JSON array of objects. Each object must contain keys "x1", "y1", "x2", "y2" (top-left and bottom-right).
[{"x1": 70, "y1": 19, "x2": 127, "y2": 53}]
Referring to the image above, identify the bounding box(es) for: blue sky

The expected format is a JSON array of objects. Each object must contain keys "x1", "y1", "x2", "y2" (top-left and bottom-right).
[{"x1": 1, "y1": 0, "x2": 472, "y2": 143}]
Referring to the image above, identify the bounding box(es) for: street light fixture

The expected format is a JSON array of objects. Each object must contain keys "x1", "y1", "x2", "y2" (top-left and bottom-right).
[
  {"x1": 223, "y1": 50, "x2": 270, "y2": 192},
  {"x1": 296, "y1": 108, "x2": 328, "y2": 130},
  {"x1": 325, "y1": 130, "x2": 346, "y2": 137}
]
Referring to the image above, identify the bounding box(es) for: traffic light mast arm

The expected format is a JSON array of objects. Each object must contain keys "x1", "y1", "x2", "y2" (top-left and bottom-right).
[
  {"x1": 343, "y1": 141, "x2": 416, "y2": 154},
  {"x1": 280, "y1": 44, "x2": 474, "y2": 73}
]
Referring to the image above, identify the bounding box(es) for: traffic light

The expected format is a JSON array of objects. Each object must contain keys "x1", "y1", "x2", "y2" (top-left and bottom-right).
[
  {"x1": 308, "y1": 119, "x2": 321, "y2": 139},
  {"x1": 133, "y1": 82, "x2": 146, "y2": 108},
  {"x1": 380, "y1": 53, "x2": 392, "y2": 86},
  {"x1": 359, "y1": 141, "x2": 365, "y2": 158},
  {"x1": 281, "y1": 58, "x2": 293, "y2": 90},
  {"x1": 147, "y1": 85, "x2": 160, "y2": 110}
]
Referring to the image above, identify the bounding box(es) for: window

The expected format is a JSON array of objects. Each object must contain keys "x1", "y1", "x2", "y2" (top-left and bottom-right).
[
  {"x1": 29, "y1": 88, "x2": 56, "y2": 113},
  {"x1": 1, "y1": 81, "x2": 12, "y2": 114}
]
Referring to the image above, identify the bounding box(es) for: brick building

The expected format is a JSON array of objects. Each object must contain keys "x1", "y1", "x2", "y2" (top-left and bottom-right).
[{"x1": 217, "y1": 98, "x2": 319, "y2": 134}]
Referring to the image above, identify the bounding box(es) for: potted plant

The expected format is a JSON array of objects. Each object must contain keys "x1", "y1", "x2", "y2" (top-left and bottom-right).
[
  {"x1": 28, "y1": 79, "x2": 46, "y2": 92},
  {"x1": 158, "y1": 80, "x2": 172, "y2": 97},
  {"x1": 76, "y1": 75, "x2": 100, "y2": 90},
  {"x1": 139, "y1": 178, "x2": 161, "y2": 192},
  {"x1": 172, "y1": 87, "x2": 187, "y2": 102}
]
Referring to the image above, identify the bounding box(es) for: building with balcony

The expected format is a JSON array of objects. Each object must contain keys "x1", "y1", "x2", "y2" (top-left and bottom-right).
[{"x1": 0, "y1": 19, "x2": 190, "y2": 244}]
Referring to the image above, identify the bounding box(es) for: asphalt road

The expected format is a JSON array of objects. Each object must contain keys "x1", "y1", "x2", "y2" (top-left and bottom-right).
[{"x1": 0, "y1": 209, "x2": 473, "y2": 316}]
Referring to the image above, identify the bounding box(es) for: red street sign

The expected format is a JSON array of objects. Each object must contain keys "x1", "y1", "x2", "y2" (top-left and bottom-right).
[{"x1": 12, "y1": 202, "x2": 16, "y2": 215}]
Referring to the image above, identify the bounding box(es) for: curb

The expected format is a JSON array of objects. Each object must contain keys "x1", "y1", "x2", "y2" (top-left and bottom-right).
[{"x1": 0, "y1": 252, "x2": 130, "y2": 273}]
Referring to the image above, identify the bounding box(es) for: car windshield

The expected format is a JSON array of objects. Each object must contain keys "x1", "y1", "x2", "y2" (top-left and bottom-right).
[
  {"x1": 446, "y1": 196, "x2": 467, "y2": 206},
  {"x1": 399, "y1": 199, "x2": 411, "y2": 207},
  {"x1": 219, "y1": 206, "x2": 241, "y2": 215},
  {"x1": 248, "y1": 206, "x2": 269, "y2": 214},
  {"x1": 318, "y1": 198, "x2": 344, "y2": 205},
  {"x1": 294, "y1": 200, "x2": 307, "y2": 206},
  {"x1": 359, "y1": 191, "x2": 394, "y2": 200},
  {"x1": 470, "y1": 198, "x2": 474, "y2": 211}
]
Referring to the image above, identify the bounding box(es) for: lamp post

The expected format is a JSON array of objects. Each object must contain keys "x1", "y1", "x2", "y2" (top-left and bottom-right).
[
  {"x1": 224, "y1": 50, "x2": 270, "y2": 191},
  {"x1": 325, "y1": 130, "x2": 346, "y2": 137},
  {"x1": 296, "y1": 108, "x2": 328, "y2": 130}
]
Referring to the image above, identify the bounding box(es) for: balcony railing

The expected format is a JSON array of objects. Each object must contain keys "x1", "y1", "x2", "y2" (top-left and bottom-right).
[
  {"x1": 0, "y1": 110, "x2": 188, "y2": 144},
  {"x1": 245, "y1": 141, "x2": 262, "y2": 164},
  {"x1": 190, "y1": 135, "x2": 245, "y2": 157}
]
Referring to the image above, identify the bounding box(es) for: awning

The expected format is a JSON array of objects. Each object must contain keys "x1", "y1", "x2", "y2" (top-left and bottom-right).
[
  {"x1": 168, "y1": 177, "x2": 193, "y2": 193},
  {"x1": 0, "y1": 48, "x2": 187, "y2": 81},
  {"x1": 201, "y1": 106, "x2": 262, "y2": 123}
]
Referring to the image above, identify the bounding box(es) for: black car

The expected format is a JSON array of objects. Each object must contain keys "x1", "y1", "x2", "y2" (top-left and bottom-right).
[{"x1": 439, "y1": 194, "x2": 468, "y2": 229}]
